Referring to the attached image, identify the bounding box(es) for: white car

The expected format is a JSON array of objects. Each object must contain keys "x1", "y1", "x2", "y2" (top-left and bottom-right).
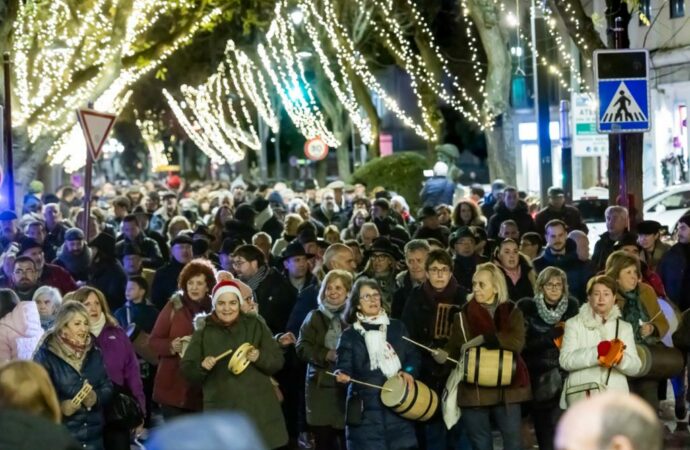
[{"x1": 575, "y1": 183, "x2": 690, "y2": 250}]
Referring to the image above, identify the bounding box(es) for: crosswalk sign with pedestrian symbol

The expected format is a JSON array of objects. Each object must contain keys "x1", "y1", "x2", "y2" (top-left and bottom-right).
[{"x1": 594, "y1": 49, "x2": 651, "y2": 133}]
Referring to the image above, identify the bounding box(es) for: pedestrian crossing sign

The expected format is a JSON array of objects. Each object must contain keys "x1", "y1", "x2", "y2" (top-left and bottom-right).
[{"x1": 594, "y1": 49, "x2": 650, "y2": 133}]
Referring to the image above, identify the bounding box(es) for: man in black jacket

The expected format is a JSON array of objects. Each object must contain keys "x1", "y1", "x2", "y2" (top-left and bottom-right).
[
  {"x1": 486, "y1": 186, "x2": 536, "y2": 239},
  {"x1": 53, "y1": 228, "x2": 91, "y2": 282},
  {"x1": 534, "y1": 187, "x2": 588, "y2": 237},
  {"x1": 150, "y1": 234, "x2": 194, "y2": 310},
  {"x1": 391, "y1": 239, "x2": 430, "y2": 318},
  {"x1": 450, "y1": 227, "x2": 487, "y2": 293},
  {"x1": 591, "y1": 205, "x2": 632, "y2": 271},
  {"x1": 116, "y1": 215, "x2": 163, "y2": 269}
]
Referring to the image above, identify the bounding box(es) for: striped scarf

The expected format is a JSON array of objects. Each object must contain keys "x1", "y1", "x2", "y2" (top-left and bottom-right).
[{"x1": 245, "y1": 265, "x2": 269, "y2": 292}]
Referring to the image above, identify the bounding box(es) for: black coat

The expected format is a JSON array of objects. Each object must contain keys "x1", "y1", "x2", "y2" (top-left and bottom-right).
[
  {"x1": 260, "y1": 215, "x2": 284, "y2": 242},
  {"x1": 150, "y1": 259, "x2": 186, "y2": 310},
  {"x1": 452, "y1": 254, "x2": 488, "y2": 292},
  {"x1": 413, "y1": 225, "x2": 450, "y2": 246},
  {"x1": 591, "y1": 231, "x2": 634, "y2": 272},
  {"x1": 391, "y1": 271, "x2": 415, "y2": 319},
  {"x1": 336, "y1": 320, "x2": 420, "y2": 450},
  {"x1": 286, "y1": 283, "x2": 319, "y2": 336},
  {"x1": 223, "y1": 220, "x2": 257, "y2": 244},
  {"x1": 89, "y1": 258, "x2": 128, "y2": 311},
  {"x1": 517, "y1": 295, "x2": 579, "y2": 403},
  {"x1": 499, "y1": 257, "x2": 535, "y2": 302},
  {"x1": 532, "y1": 240, "x2": 595, "y2": 303},
  {"x1": 34, "y1": 337, "x2": 113, "y2": 450},
  {"x1": 400, "y1": 282, "x2": 466, "y2": 392},
  {"x1": 311, "y1": 206, "x2": 346, "y2": 230},
  {"x1": 0, "y1": 409, "x2": 80, "y2": 450},
  {"x1": 534, "y1": 205, "x2": 588, "y2": 236},
  {"x1": 486, "y1": 200, "x2": 536, "y2": 239},
  {"x1": 115, "y1": 234, "x2": 163, "y2": 269},
  {"x1": 254, "y1": 267, "x2": 298, "y2": 335},
  {"x1": 658, "y1": 242, "x2": 690, "y2": 310}
]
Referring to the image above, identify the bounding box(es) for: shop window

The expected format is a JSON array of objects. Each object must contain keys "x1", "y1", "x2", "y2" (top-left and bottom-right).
[{"x1": 670, "y1": 0, "x2": 685, "y2": 18}]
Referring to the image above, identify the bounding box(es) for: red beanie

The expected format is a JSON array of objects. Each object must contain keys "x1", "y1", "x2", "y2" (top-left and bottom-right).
[{"x1": 211, "y1": 280, "x2": 243, "y2": 308}]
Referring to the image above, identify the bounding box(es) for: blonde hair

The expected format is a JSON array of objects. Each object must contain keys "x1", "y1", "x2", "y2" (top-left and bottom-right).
[
  {"x1": 535, "y1": 267, "x2": 569, "y2": 297},
  {"x1": 66, "y1": 287, "x2": 118, "y2": 326},
  {"x1": 318, "y1": 270, "x2": 354, "y2": 303},
  {"x1": 470, "y1": 262, "x2": 510, "y2": 303},
  {"x1": 0, "y1": 361, "x2": 61, "y2": 423},
  {"x1": 323, "y1": 225, "x2": 341, "y2": 244},
  {"x1": 167, "y1": 215, "x2": 192, "y2": 241},
  {"x1": 283, "y1": 213, "x2": 304, "y2": 236},
  {"x1": 52, "y1": 301, "x2": 90, "y2": 334},
  {"x1": 605, "y1": 250, "x2": 641, "y2": 280}
]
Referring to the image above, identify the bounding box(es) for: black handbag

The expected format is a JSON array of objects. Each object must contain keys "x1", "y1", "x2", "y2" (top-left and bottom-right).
[
  {"x1": 105, "y1": 383, "x2": 143, "y2": 429},
  {"x1": 532, "y1": 367, "x2": 563, "y2": 402},
  {"x1": 345, "y1": 391, "x2": 364, "y2": 426}
]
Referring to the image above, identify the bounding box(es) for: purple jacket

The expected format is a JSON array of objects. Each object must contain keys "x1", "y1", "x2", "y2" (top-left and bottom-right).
[{"x1": 95, "y1": 324, "x2": 146, "y2": 414}]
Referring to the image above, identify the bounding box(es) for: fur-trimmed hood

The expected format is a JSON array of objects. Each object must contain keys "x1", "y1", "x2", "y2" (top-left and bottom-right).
[{"x1": 193, "y1": 311, "x2": 211, "y2": 331}]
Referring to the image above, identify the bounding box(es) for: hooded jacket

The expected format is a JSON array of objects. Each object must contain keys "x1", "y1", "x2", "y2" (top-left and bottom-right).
[
  {"x1": 0, "y1": 301, "x2": 43, "y2": 362},
  {"x1": 420, "y1": 176, "x2": 455, "y2": 207},
  {"x1": 559, "y1": 303, "x2": 641, "y2": 408},
  {"x1": 181, "y1": 312, "x2": 287, "y2": 449},
  {"x1": 486, "y1": 200, "x2": 536, "y2": 239}
]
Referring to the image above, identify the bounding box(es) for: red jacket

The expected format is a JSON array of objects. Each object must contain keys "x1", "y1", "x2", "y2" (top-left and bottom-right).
[
  {"x1": 149, "y1": 293, "x2": 211, "y2": 411},
  {"x1": 40, "y1": 264, "x2": 78, "y2": 295}
]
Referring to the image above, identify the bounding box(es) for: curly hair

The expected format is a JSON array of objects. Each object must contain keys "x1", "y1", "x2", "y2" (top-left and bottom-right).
[{"x1": 178, "y1": 258, "x2": 217, "y2": 294}]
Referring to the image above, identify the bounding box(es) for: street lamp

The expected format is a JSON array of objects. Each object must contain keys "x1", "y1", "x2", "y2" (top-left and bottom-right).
[{"x1": 290, "y1": 9, "x2": 304, "y2": 25}]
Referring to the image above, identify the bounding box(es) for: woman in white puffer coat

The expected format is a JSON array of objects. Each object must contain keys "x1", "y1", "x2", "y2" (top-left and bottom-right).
[{"x1": 559, "y1": 275, "x2": 641, "y2": 409}]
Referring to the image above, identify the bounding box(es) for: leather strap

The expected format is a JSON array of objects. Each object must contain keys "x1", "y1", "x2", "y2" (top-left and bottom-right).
[{"x1": 497, "y1": 349, "x2": 504, "y2": 386}]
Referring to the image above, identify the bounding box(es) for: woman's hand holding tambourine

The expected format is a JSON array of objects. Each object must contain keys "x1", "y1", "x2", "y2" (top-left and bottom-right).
[{"x1": 202, "y1": 356, "x2": 217, "y2": 370}]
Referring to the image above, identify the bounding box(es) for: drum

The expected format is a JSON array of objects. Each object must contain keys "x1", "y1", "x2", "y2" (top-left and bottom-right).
[
  {"x1": 463, "y1": 347, "x2": 515, "y2": 387},
  {"x1": 228, "y1": 342, "x2": 254, "y2": 375},
  {"x1": 126, "y1": 323, "x2": 158, "y2": 365},
  {"x1": 380, "y1": 376, "x2": 438, "y2": 422},
  {"x1": 634, "y1": 344, "x2": 684, "y2": 379}
]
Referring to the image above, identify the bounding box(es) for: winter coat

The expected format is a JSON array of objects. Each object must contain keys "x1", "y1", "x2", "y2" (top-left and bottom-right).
[
  {"x1": 657, "y1": 242, "x2": 690, "y2": 310},
  {"x1": 149, "y1": 293, "x2": 211, "y2": 411},
  {"x1": 253, "y1": 268, "x2": 298, "y2": 335},
  {"x1": 591, "y1": 231, "x2": 634, "y2": 272},
  {"x1": 150, "y1": 259, "x2": 186, "y2": 310},
  {"x1": 413, "y1": 225, "x2": 451, "y2": 247},
  {"x1": 286, "y1": 283, "x2": 319, "y2": 336},
  {"x1": 258, "y1": 215, "x2": 284, "y2": 243},
  {"x1": 445, "y1": 300, "x2": 532, "y2": 407},
  {"x1": 34, "y1": 334, "x2": 113, "y2": 450},
  {"x1": 517, "y1": 295, "x2": 579, "y2": 403},
  {"x1": 89, "y1": 258, "x2": 127, "y2": 311},
  {"x1": 295, "y1": 309, "x2": 347, "y2": 429},
  {"x1": 0, "y1": 408, "x2": 80, "y2": 450},
  {"x1": 311, "y1": 205, "x2": 346, "y2": 230},
  {"x1": 181, "y1": 312, "x2": 287, "y2": 449},
  {"x1": 673, "y1": 309, "x2": 690, "y2": 352},
  {"x1": 558, "y1": 303, "x2": 641, "y2": 409},
  {"x1": 452, "y1": 254, "x2": 488, "y2": 293},
  {"x1": 486, "y1": 200, "x2": 536, "y2": 239},
  {"x1": 223, "y1": 219, "x2": 257, "y2": 244},
  {"x1": 401, "y1": 281, "x2": 467, "y2": 393},
  {"x1": 615, "y1": 282, "x2": 669, "y2": 341},
  {"x1": 420, "y1": 176, "x2": 455, "y2": 207},
  {"x1": 95, "y1": 324, "x2": 145, "y2": 413},
  {"x1": 335, "y1": 319, "x2": 420, "y2": 450},
  {"x1": 53, "y1": 248, "x2": 91, "y2": 282},
  {"x1": 534, "y1": 205, "x2": 588, "y2": 236},
  {"x1": 40, "y1": 264, "x2": 79, "y2": 296},
  {"x1": 0, "y1": 301, "x2": 43, "y2": 363},
  {"x1": 532, "y1": 239, "x2": 595, "y2": 303},
  {"x1": 391, "y1": 271, "x2": 418, "y2": 319},
  {"x1": 115, "y1": 234, "x2": 163, "y2": 269},
  {"x1": 113, "y1": 302, "x2": 159, "y2": 334},
  {"x1": 497, "y1": 256, "x2": 536, "y2": 302}
]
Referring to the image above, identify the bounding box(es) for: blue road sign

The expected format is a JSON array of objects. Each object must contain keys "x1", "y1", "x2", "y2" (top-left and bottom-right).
[{"x1": 594, "y1": 49, "x2": 651, "y2": 133}]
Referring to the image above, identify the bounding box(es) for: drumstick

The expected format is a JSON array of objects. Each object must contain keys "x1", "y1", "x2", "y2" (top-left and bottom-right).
[
  {"x1": 213, "y1": 348, "x2": 234, "y2": 361},
  {"x1": 326, "y1": 371, "x2": 393, "y2": 392},
  {"x1": 643, "y1": 311, "x2": 662, "y2": 324},
  {"x1": 402, "y1": 336, "x2": 459, "y2": 364}
]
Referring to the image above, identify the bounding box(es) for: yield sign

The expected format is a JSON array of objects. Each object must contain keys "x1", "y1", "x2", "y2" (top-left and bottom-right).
[{"x1": 76, "y1": 108, "x2": 117, "y2": 160}]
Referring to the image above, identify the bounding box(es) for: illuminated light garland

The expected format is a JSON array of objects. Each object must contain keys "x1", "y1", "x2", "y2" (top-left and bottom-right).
[
  {"x1": 366, "y1": 0, "x2": 488, "y2": 127},
  {"x1": 309, "y1": 0, "x2": 436, "y2": 141},
  {"x1": 162, "y1": 88, "x2": 229, "y2": 164},
  {"x1": 298, "y1": 3, "x2": 372, "y2": 144},
  {"x1": 12, "y1": 0, "x2": 221, "y2": 170},
  {"x1": 137, "y1": 118, "x2": 170, "y2": 170},
  {"x1": 259, "y1": 1, "x2": 339, "y2": 147}
]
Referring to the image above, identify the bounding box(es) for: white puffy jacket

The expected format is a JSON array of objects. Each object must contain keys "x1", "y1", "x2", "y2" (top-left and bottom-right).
[
  {"x1": 559, "y1": 303, "x2": 641, "y2": 408},
  {"x1": 0, "y1": 302, "x2": 43, "y2": 363}
]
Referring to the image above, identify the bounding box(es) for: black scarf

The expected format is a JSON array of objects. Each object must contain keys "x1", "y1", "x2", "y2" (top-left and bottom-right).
[
  {"x1": 422, "y1": 277, "x2": 461, "y2": 305},
  {"x1": 56, "y1": 246, "x2": 91, "y2": 279}
]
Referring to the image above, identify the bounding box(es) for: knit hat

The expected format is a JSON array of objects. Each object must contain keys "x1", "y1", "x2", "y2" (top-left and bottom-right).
[
  {"x1": 211, "y1": 280, "x2": 243, "y2": 309},
  {"x1": 65, "y1": 227, "x2": 85, "y2": 241}
]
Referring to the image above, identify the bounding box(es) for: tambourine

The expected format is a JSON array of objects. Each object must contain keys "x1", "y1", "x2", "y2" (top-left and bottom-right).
[
  {"x1": 178, "y1": 336, "x2": 192, "y2": 358},
  {"x1": 228, "y1": 342, "x2": 254, "y2": 375},
  {"x1": 598, "y1": 338, "x2": 626, "y2": 368}
]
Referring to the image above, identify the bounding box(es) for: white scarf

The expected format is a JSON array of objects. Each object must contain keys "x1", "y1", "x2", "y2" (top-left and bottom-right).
[
  {"x1": 89, "y1": 312, "x2": 106, "y2": 337},
  {"x1": 353, "y1": 312, "x2": 401, "y2": 378}
]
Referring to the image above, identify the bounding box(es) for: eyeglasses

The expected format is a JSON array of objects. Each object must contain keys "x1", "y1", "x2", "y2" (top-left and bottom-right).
[
  {"x1": 359, "y1": 293, "x2": 381, "y2": 302},
  {"x1": 232, "y1": 259, "x2": 248, "y2": 268},
  {"x1": 428, "y1": 267, "x2": 451, "y2": 276},
  {"x1": 371, "y1": 254, "x2": 389, "y2": 261},
  {"x1": 13, "y1": 269, "x2": 35, "y2": 276},
  {"x1": 544, "y1": 282, "x2": 563, "y2": 290}
]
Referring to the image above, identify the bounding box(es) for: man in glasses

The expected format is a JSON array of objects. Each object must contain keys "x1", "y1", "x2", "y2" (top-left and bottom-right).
[
  {"x1": 533, "y1": 220, "x2": 593, "y2": 303},
  {"x1": 11, "y1": 256, "x2": 40, "y2": 300}
]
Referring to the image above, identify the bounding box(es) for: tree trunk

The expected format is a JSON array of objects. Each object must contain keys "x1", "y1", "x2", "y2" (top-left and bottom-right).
[
  {"x1": 316, "y1": 158, "x2": 328, "y2": 186},
  {"x1": 485, "y1": 112, "x2": 517, "y2": 185},
  {"x1": 467, "y1": 0, "x2": 512, "y2": 183}
]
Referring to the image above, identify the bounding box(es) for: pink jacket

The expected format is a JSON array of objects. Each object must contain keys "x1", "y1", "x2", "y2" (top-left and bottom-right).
[{"x1": 0, "y1": 302, "x2": 43, "y2": 362}]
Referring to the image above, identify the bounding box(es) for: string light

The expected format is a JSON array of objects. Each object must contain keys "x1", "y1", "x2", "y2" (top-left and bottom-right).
[
  {"x1": 137, "y1": 118, "x2": 170, "y2": 171},
  {"x1": 12, "y1": 0, "x2": 221, "y2": 170}
]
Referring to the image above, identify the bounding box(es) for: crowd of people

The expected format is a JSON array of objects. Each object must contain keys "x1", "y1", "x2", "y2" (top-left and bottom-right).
[{"x1": 0, "y1": 175, "x2": 678, "y2": 450}]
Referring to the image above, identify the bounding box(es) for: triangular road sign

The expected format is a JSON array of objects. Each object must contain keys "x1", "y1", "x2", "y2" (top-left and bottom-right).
[
  {"x1": 76, "y1": 108, "x2": 117, "y2": 160},
  {"x1": 600, "y1": 81, "x2": 647, "y2": 123}
]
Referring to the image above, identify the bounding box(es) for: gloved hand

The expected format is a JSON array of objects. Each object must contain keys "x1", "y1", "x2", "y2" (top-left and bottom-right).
[
  {"x1": 61, "y1": 400, "x2": 79, "y2": 417},
  {"x1": 432, "y1": 349, "x2": 449, "y2": 364},
  {"x1": 597, "y1": 341, "x2": 612, "y2": 358}
]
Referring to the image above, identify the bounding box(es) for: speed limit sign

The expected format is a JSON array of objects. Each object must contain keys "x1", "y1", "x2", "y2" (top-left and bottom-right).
[{"x1": 304, "y1": 137, "x2": 329, "y2": 161}]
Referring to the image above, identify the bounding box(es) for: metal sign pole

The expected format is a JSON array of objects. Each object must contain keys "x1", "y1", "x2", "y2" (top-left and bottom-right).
[
  {"x1": 613, "y1": 17, "x2": 628, "y2": 209},
  {"x1": 82, "y1": 101, "x2": 94, "y2": 240}
]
